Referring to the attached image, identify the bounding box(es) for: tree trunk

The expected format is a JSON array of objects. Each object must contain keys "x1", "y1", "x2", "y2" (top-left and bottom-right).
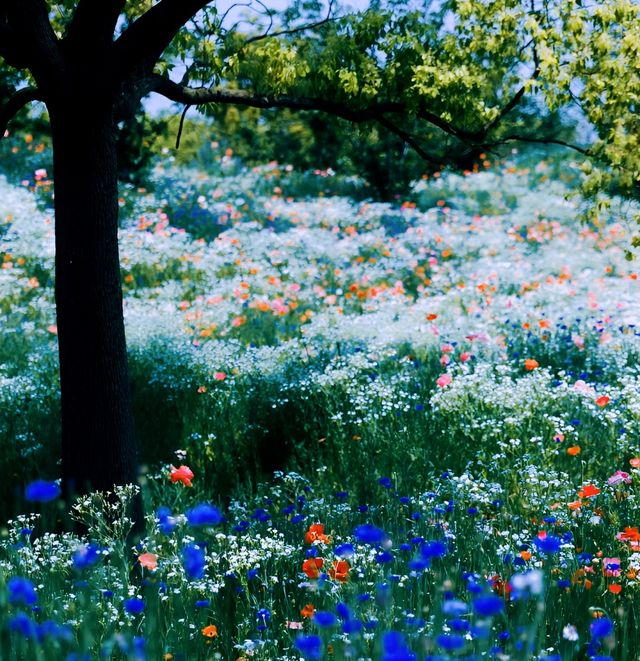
[{"x1": 49, "y1": 99, "x2": 139, "y2": 498}]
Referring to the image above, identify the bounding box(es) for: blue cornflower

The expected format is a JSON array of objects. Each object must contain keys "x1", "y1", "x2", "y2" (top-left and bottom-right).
[
  {"x1": 375, "y1": 551, "x2": 394, "y2": 563},
  {"x1": 182, "y1": 543, "x2": 206, "y2": 579},
  {"x1": 472, "y1": 595, "x2": 504, "y2": 616},
  {"x1": 313, "y1": 611, "x2": 337, "y2": 628},
  {"x1": 421, "y1": 540, "x2": 447, "y2": 558},
  {"x1": 353, "y1": 523, "x2": 386, "y2": 544},
  {"x1": 186, "y1": 503, "x2": 223, "y2": 527},
  {"x1": 378, "y1": 477, "x2": 393, "y2": 489},
  {"x1": 156, "y1": 506, "x2": 177, "y2": 534},
  {"x1": 335, "y1": 543, "x2": 355, "y2": 558},
  {"x1": 195, "y1": 599, "x2": 210, "y2": 608},
  {"x1": 256, "y1": 608, "x2": 271, "y2": 628},
  {"x1": 382, "y1": 631, "x2": 416, "y2": 661},
  {"x1": 7, "y1": 577, "x2": 37, "y2": 606},
  {"x1": 343, "y1": 619, "x2": 363, "y2": 634},
  {"x1": 533, "y1": 535, "x2": 562, "y2": 555},
  {"x1": 25, "y1": 480, "x2": 60, "y2": 502},
  {"x1": 436, "y1": 633, "x2": 465, "y2": 651},
  {"x1": 442, "y1": 599, "x2": 468, "y2": 617},
  {"x1": 8, "y1": 612, "x2": 38, "y2": 639},
  {"x1": 124, "y1": 597, "x2": 145, "y2": 615},
  {"x1": 72, "y1": 544, "x2": 101, "y2": 570},
  {"x1": 590, "y1": 618, "x2": 614, "y2": 639},
  {"x1": 294, "y1": 634, "x2": 323, "y2": 660},
  {"x1": 336, "y1": 603, "x2": 351, "y2": 620}
]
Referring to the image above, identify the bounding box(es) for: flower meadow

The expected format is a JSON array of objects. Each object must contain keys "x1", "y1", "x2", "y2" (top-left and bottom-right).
[{"x1": 3, "y1": 139, "x2": 640, "y2": 658}]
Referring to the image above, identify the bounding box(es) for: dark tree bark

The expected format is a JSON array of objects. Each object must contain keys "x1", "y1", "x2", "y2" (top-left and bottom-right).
[{"x1": 48, "y1": 94, "x2": 139, "y2": 497}]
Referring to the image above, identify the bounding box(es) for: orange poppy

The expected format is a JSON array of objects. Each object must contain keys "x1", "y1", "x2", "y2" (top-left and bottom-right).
[
  {"x1": 202, "y1": 625, "x2": 218, "y2": 638},
  {"x1": 524, "y1": 359, "x2": 539, "y2": 371},
  {"x1": 567, "y1": 446, "x2": 581, "y2": 456},
  {"x1": 595, "y1": 395, "x2": 610, "y2": 407},
  {"x1": 300, "y1": 603, "x2": 315, "y2": 618},
  {"x1": 608, "y1": 584, "x2": 622, "y2": 594}
]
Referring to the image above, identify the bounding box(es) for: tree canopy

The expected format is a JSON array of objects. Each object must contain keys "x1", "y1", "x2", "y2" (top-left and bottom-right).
[{"x1": 1, "y1": 0, "x2": 638, "y2": 194}]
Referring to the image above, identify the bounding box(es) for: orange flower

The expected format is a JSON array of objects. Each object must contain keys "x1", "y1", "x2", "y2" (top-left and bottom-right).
[
  {"x1": 202, "y1": 624, "x2": 218, "y2": 638},
  {"x1": 519, "y1": 550, "x2": 532, "y2": 561},
  {"x1": 609, "y1": 583, "x2": 622, "y2": 594},
  {"x1": 524, "y1": 358, "x2": 539, "y2": 371},
  {"x1": 305, "y1": 523, "x2": 330, "y2": 545},
  {"x1": 300, "y1": 603, "x2": 315, "y2": 618},
  {"x1": 170, "y1": 465, "x2": 194, "y2": 487},
  {"x1": 630, "y1": 457, "x2": 640, "y2": 468},
  {"x1": 426, "y1": 313, "x2": 438, "y2": 321},
  {"x1": 595, "y1": 395, "x2": 610, "y2": 407},
  {"x1": 302, "y1": 557, "x2": 324, "y2": 579},
  {"x1": 567, "y1": 500, "x2": 583, "y2": 511},
  {"x1": 567, "y1": 445, "x2": 581, "y2": 456},
  {"x1": 138, "y1": 552, "x2": 158, "y2": 571},
  {"x1": 328, "y1": 559, "x2": 350, "y2": 582},
  {"x1": 579, "y1": 484, "x2": 600, "y2": 498}
]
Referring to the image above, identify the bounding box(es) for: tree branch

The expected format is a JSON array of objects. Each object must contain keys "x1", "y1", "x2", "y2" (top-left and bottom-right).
[
  {"x1": 483, "y1": 135, "x2": 590, "y2": 156},
  {"x1": 147, "y1": 74, "x2": 402, "y2": 122},
  {"x1": 483, "y1": 67, "x2": 540, "y2": 135},
  {"x1": 375, "y1": 115, "x2": 440, "y2": 166},
  {"x1": 244, "y1": 0, "x2": 336, "y2": 45},
  {"x1": 0, "y1": 86, "x2": 42, "y2": 139},
  {"x1": 63, "y1": 0, "x2": 126, "y2": 52},
  {"x1": 2, "y1": 0, "x2": 63, "y2": 86},
  {"x1": 113, "y1": 0, "x2": 214, "y2": 77}
]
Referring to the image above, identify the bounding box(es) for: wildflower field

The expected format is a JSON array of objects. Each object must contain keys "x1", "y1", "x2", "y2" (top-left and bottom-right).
[{"x1": 2, "y1": 139, "x2": 640, "y2": 660}]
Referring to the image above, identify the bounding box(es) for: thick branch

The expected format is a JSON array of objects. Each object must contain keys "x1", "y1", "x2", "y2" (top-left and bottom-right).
[
  {"x1": 2, "y1": 0, "x2": 63, "y2": 85},
  {"x1": 375, "y1": 116, "x2": 440, "y2": 166},
  {"x1": 0, "y1": 22, "x2": 30, "y2": 69},
  {"x1": 64, "y1": 0, "x2": 126, "y2": 52},
  {"x1": 114, "y1": 0, "x2": 213, "y2": 76},
  {"x1": 483, "y1": 135, "x2": 590, "y2": 156},
  {"x1": 483, "y1": 68, "x2": 540, "y2": 135},
  {"x1": 0, "y1": 86, "x2": 42, "y2": 138},
  {"x1": 148, "y1": 75, "x2": 402, "y2": 122}
]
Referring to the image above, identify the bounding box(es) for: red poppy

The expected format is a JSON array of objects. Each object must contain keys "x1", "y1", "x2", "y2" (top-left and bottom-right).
[
  {"x1": 328, "y1": 559, "x2": 350, "y2": 582},
  {"x1": 170, "y1": 465, "x2": 194, "y2": 487},
  {"x1": 305, "y1": 523, "x2": 330, "y2": 545},
  {"x1": 302, "y1": 557, "x2": 324, "y2": 579},
  {"x1": 578, "y1": 484, "x2": 600, "y2": 498}
]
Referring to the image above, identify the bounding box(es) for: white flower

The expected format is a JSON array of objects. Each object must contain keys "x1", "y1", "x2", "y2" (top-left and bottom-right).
[{"x1": 562, "y1": 624, "x2": 579, "y2": 641}]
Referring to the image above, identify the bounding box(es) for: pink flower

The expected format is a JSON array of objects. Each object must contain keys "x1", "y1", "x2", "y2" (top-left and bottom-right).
[
  {"x1": 602, "y1": 557, "x2": 621, "y2": 577},
  {"x1": 436, "y1": 373, "x2": 452, "y2": 388},
  {"x1": 138, "y1": 552, "x2": 158, "y2": 571},
  {"x1": 214, "y1": 371, "x2": 226, "y2": 381},
  {"x1": 607, "y1": 470, "x2": 632, "y2": 486},
  {"x1": 459, "y1": 351, "x2": 471, "y2": 363}
]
